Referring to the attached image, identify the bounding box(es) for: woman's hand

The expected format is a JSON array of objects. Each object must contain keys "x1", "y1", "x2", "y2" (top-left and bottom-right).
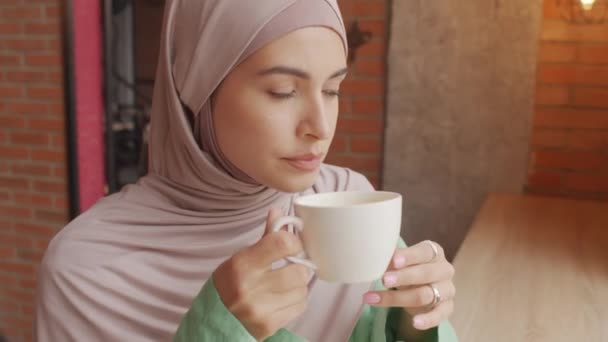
[
  {"x1": 363, "y1": 240, "x2": 456, "y2": 332},
  {"x1": 213, "y1": 208, "x2": 311, "y2": 341}
]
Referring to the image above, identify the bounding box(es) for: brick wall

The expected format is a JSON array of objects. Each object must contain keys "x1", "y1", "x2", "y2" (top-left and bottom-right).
[
  {"x1": 528, "y1": 1, "x2": 608, "y2": 199},
  {"x1": 328, "y1": 0, "x2": 388, "y2": 189},
  {"x1": 0, "y1": 0, "x2": 67, "y2": 340}
]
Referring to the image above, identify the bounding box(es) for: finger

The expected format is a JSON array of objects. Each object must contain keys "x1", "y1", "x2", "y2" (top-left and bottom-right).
[
  {"x1": 262, "y1": 263, "x2": 311, "y2": 293},
  {"x1": 388, "y1": 240, "x2": 445, "y2": 270},
  {"x1": 264, "y1": 207, "x2": 284, "y2": 235},
  {"x1": 244, "y1": 230, "x2": 304, "y2": 269},
  {"x1": 363, "y1": 280, "x2": 455, "y2": 308},
  {"x1": 384, "y1": 261, "x2": 455, "y2": 288},
  {"x1": 412, "y1": 300, "x2": 454, "y2": 330}
]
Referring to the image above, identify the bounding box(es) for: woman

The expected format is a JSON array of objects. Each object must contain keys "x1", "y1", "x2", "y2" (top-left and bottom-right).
[{"x1": 35, "y1": 1, "x2": 458, "y2": 341}]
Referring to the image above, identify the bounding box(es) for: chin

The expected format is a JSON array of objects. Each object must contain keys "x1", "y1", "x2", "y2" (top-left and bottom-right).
[{"x1": 268, "y1": 169, "x2": 320, "y2": 193}]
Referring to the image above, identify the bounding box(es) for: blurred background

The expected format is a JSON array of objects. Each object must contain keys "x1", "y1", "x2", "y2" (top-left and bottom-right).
[{"x1": 1, "y1": 0, "x2": 607, "y2": 341}]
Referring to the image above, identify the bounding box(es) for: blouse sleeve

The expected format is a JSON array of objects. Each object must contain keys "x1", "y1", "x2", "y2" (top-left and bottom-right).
[{"x1": 173, "y1": 276, "x2": 305, "y2": 342}]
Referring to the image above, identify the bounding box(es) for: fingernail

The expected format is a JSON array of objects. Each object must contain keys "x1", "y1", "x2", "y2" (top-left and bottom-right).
[
  {"x1": 363, "y1": 293, "x2": 381, "y2": 304},
  {"x1": 394, "y1": 256, "x2": 406, "y2": 268},
  {"x1": 414, "y1": 317, "x2": 426, "y2": 329},
  {"x1": 383, "y1": 273, "x2": 397, "y2": 287}
]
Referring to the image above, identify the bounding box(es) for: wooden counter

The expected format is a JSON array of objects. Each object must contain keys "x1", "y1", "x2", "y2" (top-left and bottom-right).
[{"x1": 451, "y1": 193, "x2": 608, "y2": 342}]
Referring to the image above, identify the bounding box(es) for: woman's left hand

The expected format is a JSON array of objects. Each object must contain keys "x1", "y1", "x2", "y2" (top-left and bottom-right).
[{"x1": 363, "y1": 240, "x2": 456, "y2": 331}]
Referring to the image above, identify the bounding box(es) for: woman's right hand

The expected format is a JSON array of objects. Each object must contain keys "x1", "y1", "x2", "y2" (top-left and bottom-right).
[{"x1": 213, "y1": 208, "x2": 311, "y2": 341}]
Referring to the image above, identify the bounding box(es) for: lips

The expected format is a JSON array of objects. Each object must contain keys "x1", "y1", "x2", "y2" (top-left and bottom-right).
[{"x1": 283, "y1": 153, "x2": 323, "y2": 171}]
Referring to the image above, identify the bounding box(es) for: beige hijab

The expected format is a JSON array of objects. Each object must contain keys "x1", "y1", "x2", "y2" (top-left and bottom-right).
[{"x1": 35, "y1": 1, "x2": 375, "y2": 341}]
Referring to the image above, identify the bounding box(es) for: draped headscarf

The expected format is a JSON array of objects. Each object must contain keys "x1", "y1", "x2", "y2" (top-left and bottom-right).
[{"x1": 36, "y1": 1, "x2": 375, "y2": 341}]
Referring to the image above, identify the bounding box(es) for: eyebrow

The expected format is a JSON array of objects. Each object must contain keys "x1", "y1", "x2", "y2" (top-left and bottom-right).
[{"x1": 256, "y1": 66, "x2": 349, "y2": 80}]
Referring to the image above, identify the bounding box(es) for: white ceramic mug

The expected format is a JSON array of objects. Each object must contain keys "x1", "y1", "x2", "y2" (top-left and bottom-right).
[{"x1": 272, "y1": 191, "x2": 402, "y2": 284}]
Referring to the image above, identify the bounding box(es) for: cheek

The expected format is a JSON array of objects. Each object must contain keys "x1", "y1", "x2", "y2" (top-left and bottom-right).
[{"x1": 215, "y1": 97, "x2": 291, "y2": 159}]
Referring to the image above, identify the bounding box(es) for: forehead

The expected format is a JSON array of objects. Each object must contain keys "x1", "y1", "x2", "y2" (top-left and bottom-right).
[{"x1": 239, "y1": 27, "x2": 347, "y2": 75}]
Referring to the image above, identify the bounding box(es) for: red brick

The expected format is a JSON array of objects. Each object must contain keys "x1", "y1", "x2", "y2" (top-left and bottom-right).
[
  {"x1": 358, "y1": 40, "x2": 385, "y2": 57},
  {"x1": 33, "y1": 180, "x2": 65, "y2": 193},
  {"x1": 10, "y1": 132, "x2": 49, "y2": 145},
  {"x1": 0, "y1": 176, "x2": 29, "y2": 190},
  {"x1": 330, "y1": 134, "x2": 348, "y2": 153},
  {"x1": 339, "y1": 97, "x2": 351, "y2": 114},
  {"x1": 29, "y1": 118, "x2": 62, "y2": 131},
  {"x1": 0, "y1": 85, "x2": 24, "y2": 97},
  {"x1": 24, "y1": 22, "x2": 60, "y2": 35},
  {"x1": 30, "y1": 148, "x2": 64, "y2": 162},
  {"x1": 45, "y1": 5, "x2": 60, "y2": 18},
  {"x1": 531, "y1": 128, "x2": 568, "y2": 147},
  {"x1": 0, "y1": 146, "x2": 30, "y2": 160},
  {"x1": 566, "y1": 131, "x2": 608, "y2": 150},
  {"x1": 12, "y1": 163, "x2": 52, "y2": 177},
  {"x1": 538, "y1": 42, "x2": 577, "y2": 63},
  {"x1": 541, "y1": 20, "x2": 608, "y2": 43},
  {"x1": 9, "y1": 102, "x2": 48, "y2": 115},
  {"x1": 51, "y1": 133, "x2": 64, "y2": 147},
  {"x1": 3, "y1": 39, "x2": 46, "y2": 51},
  {"x1": 53, "y1": 165, "x2": 66, "y2": 177},
  {"x1": 48, "y1": 70, "x2": 62, "y2": 82},
  {"x1": 565, "y1": 173, "x2": 608, "y2": 192},
  {"x1": 0, "y1": 116, "x2": 29, "y2": 131},
  {"x1": 33, "y1": 209, "x2": 67, "y2": 223},
  {"x1": 0, "y1": 7, "x2": 42, "y2": 20},
  {"x1": 533, "y1": 150, "x2": 606, "y2": 171},
  {"x1": 54, "y1": 196, "x2": 68, "y2": 210},
  {"x1": 6, "y1": 70, "x2": 47, "y2": 82},
  {"x1": 14, "y1": 222, "x2": 57, "y2": 239},
  {"x1": 0, "y1": 262, "x2": 35, "y2": 275},
  {"x1": 353, "y1": 98, "x2": 383, "y2": 115},
  {"x1": 341, "y1": 79, "x2": 384, "y2": 96},
  {"x1": 20, "y1": 302, "x2": 35, "y2": 316},
  {"x1": 535, "y1": 85, "x2": 570, "y2": 106},
  {"x1": 25, "y1": 53, "x2": 61, "y2": 67},
  {"x1": 355, "y1": 59, "x2": 385, "y2": 77},
  {"x1": 0, "y1": 205, "x2": 32, "y2": 219},
  {"x1": 527, "y1": 169, "x2": 563, "y2": 188},
  {"x1": 17, "y1": 248, "x2": 45, "y2": 263},
  {"x1": 537, "y1": 65, "x2": 608, "y2": 86},
  {"x1": 0, "y1": 247, "x2": 16, "y2": 259},
  {"x1": 579, "y1": 44, "x2": 608, "y2": 64},
  {"x1": 1, "y1": 288, "x2": 35, "y2": 304},
  {"x1": 534, "y1": 108, "x2": 608, "y2": 129},
  {"x1": 48, "y1": 103, "x2": 64, "y2": 114},
  {"x1": 27, "y1": 85, "x2": 62, "y2": 99},
  {"x1": 358, "y1": 19, "x2": 385, "y2": 37},
  {"x1": 351, "y1": 136, "x2": 382, "y2": 153},
  {"x1": 0, "y1": 233, "x2": 34, "y2": 249},
  {"x1": 573, "y1": 87, "x2": 608, "y2": 108},
  {"x1": 324, "y1": 155, "x2": 380, "y2": 172},
  {"x1": 0, "y1": 54, "x2": 21, "y2": 66},
  {"x1": 543, "y1": 0, "x2": 561, "y2": 19},
  {"x1": 353, "y1": 2, "x2": 386, "y2": 17},
  {"x1": 0, "y1": 22, "x2": 22, "y2": 34},
  {"x1": 337, "y1": 117, "x2": 383, "y2": 133},
  {"x1": 0, "y1": 191, "x2": 10, "y2": 202},
  {"x1": 13, "y1": 192, "x2": 53, "y2": 207},
  {"x1": 0, "y1": 298, "x2": 19, "y2": 312}
]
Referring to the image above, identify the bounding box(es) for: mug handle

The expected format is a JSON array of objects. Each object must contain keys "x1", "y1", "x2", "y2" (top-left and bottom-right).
[{"x1": 271, "y1": 216, "x2": 317, "y2": 270}]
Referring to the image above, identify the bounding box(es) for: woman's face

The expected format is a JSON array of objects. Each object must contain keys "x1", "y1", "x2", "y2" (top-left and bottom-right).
[{"x1": 213, "y1": 27, "x2": 347, "y2": 193}]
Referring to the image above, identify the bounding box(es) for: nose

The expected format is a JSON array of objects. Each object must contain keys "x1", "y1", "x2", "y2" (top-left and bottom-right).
[{"x1": 297, "y1": 96, "x2": 333, "y2": 141}]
